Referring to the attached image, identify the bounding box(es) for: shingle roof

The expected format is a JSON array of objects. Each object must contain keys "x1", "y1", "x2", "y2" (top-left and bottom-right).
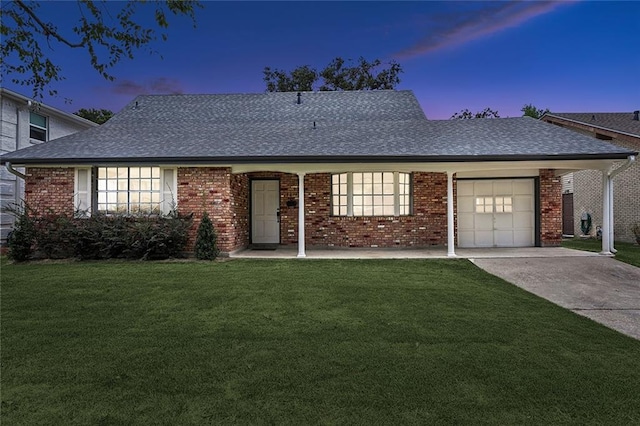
[
  {"x1": 543, "y1": 112, "x2": 640, "y2": 138},
  {"x1": 1, "y1": 90, "x2": 635, "y2": 165}
]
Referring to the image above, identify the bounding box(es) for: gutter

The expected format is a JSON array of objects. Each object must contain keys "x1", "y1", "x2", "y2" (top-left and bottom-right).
[
  {"x1": 1, "y1": 152, "x2": 636, "y2": 167},
  {"x1": 6, "y1": 162, "x2": 26, "y2": 180}
]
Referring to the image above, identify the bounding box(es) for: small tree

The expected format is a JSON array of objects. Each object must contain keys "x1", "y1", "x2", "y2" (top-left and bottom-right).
[{"x1": 194, "y1": 211, "x2": 218, "y2": 260}]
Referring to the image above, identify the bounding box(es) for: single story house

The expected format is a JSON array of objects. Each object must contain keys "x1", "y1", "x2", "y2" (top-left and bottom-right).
[
  {"x1": 0, "y1": 88, "x2": 97, "y2": 242},
  {"x1": 1, "y1": 90, "x2": 636, "y2": 257},
  {"x1": 541, "y1": 111, "x2": 640, "y2": 243}
]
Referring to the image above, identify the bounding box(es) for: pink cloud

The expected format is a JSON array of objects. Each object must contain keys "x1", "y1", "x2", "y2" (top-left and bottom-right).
[
  {"x1": 111, "y1": 78, "x2": 184, "y2": 95},
  {"x1": 396, "y1": 1, "x2": 572, "y2": 59}
]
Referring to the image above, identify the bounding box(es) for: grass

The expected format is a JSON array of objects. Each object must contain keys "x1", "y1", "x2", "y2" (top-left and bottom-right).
[
  {"x1": 2, "y1": 259, "x2": 640, "y2": 425},
  {"x1": 562, "y1": 237, "x2": 640, "y2": 267}
]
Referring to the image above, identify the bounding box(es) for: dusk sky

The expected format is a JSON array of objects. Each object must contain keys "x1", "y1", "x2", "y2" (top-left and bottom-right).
[{"x1": 4, "y1": 1, "x2": 639, "y2": 119}]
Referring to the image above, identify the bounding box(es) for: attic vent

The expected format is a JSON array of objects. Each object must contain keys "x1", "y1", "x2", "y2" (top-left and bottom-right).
[
  {"x1": 297, "y1": 92, "x2": 301, "y2": 105},
  {"x1": 634, "y1": 110, "x2": 639, "y2": 121}
]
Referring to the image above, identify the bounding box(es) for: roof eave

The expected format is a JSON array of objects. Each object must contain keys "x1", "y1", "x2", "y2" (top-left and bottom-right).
[{"x1": 2, "y1": 152, "x2": 636, "y2": 167}]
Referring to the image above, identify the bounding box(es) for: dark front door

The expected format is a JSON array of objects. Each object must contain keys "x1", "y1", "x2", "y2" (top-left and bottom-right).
[{"x1": 562, "y1": 193, "x2": 574, "y2": 236}]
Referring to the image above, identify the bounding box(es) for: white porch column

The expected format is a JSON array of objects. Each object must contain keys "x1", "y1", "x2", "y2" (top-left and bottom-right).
[
  {"x1": 297, "y1": 172, "x2": 306, "y2": 258},
  {"x1": 600, "y1": 171, "x2": 612, "y2": 255},
  {"x1": 609, "y1": 178, "x2": 616, "y2": 253},
  {"x1": 447, "y1": 171, "x2": 456, "y2": 257}
]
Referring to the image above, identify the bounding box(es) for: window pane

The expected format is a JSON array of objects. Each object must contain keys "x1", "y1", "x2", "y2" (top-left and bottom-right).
[
  {"x1": 383, "y1": 205, "x2": 395, "y2": 216},
  {"x1": 383, "y1": 183, "x2": 394, "y2": 194},
  {"x1": 29, "y1": 127, "x2": 46, "y2": 141},
  {"x1": 107, "y1": 168, "x2": 118, "y2": 179},
  {"x1": 353, "y1": 173, "x2": 362, "y2": 184},
  {"x1": 118, "y1": 179, "x2": 128, "y2": 191},
  {"x1": 353, "y1": 205, "x2": 363, "y2": 216},
  {"x1": 151, "y1": 167, "x2": 160, "y2": 178},
  {"x1": 29, "y1": 112, "x2": 47, "y2": 127}
]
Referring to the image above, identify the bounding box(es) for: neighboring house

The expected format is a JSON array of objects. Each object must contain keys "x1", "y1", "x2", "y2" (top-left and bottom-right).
[
  {"x1": 541, "y1": 111, "x2": 640, "y2": 243},
  {"x1": 0, "y1": 88, "x2": 97, "y2": 242},
  {"x1": 1, "y1": 91, "x2": 636, "y2": 257}
]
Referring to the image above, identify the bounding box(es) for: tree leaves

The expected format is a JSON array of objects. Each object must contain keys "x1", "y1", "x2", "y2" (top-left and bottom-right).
[
  {"x1": 263, "y1": 57, "x2": 403, "y2": 92},
  {"x1": 0, "y1": 0, "x2": 201, "y2": 99},
  {"x1": 451, "y1": 108, "x2": 500, "y2": 119}
]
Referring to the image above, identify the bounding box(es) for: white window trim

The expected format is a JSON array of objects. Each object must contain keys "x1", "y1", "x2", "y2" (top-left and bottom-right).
[{"x1": 331, "y1": 172, "x2": 411, "y2": 217}]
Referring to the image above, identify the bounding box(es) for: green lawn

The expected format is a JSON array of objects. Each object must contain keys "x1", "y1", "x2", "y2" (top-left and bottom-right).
[
  {"x1": 2, "y1": 259, "x2": 639, "y2": 425},
  {"x1": 562, "y1": 237, "x2": 640, "y2": 268}
]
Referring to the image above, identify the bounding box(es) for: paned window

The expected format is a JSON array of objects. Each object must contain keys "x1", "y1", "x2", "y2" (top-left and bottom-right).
[
  {"x1": 475, "y1": 196, "x2": 513, "y2": 213},
  {"x1": 331, "y1": 172, "x2": 411, "y2": 216},
  {"x1": 29, "y1": 112, "x2": 47, "y2": 141},
  {"x1": 97, "y1": 167, "x2": 161, "y2": 214}
]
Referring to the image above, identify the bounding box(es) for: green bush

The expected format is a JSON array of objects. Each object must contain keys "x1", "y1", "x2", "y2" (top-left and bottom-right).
[
  {"x1": 195, "y1": 211, "x2": 218, "y2": 260},
  {"x1": 6, "y1": 204, "x2": 36, "y2": 262},
  {"x1": 6, "y1": 207, "x2": 193, "y2": 261}
]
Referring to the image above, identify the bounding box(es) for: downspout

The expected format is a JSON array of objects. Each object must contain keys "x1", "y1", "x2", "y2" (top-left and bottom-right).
[
  {"x1": 5, "y1": 162, "x2": 26, "y2": 180},
  {"x1": 607, "y1": 155, "x2": 636, "y2": 254}
]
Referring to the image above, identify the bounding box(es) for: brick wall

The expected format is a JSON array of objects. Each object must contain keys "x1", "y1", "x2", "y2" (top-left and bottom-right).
[
  {"x1": 24, "y1": 167, "x2": 75, "y2": 216},
  {"x1": 292, "y1": 173, "x2": 447, "y2": 247},
  {"x1": 539, "y1": 169, "x2": 562, "y2": 246},
  {"x1": 177, "y1": 167, "x2": 248, "y2": 254}
]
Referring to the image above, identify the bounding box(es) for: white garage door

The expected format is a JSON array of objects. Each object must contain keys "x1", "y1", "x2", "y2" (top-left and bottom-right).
[{"x1": 457, "y1": 179, "x2": 535, "y2": 248}]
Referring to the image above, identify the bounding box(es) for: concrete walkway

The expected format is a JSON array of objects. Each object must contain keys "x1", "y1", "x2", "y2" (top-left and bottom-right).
[
  {"x1": 472, "y1": 256, "x2": 640, "y2": 340},
  {"x1": 231, "y1": 246, "x2": 600, "y2": 259}
]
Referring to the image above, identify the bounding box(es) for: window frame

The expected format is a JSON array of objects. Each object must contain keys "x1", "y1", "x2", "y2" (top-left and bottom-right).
[
  {"x1": 75, "y1": 166, "x2": 177, "y2": 216},
  {"x1": 29, "y1": 111, "x2": 48, "y2": 142},
  {"x1": 331, "y1": 172, "x2": 412, "y2": 217}
]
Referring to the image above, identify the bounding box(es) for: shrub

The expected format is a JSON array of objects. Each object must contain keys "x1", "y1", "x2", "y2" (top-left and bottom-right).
[
  {"x1": 6, "y1": 204, "x2": 36, "y2": 262},
  {"x1": 632, "y1": 222, "x2": 640, "y2": 244},
  {"x1": 195, "y1": 212, "x2": 218, "y2": 260},
  {"x1": 6, "y1": 208, "x2": 193, "y2": 261}
]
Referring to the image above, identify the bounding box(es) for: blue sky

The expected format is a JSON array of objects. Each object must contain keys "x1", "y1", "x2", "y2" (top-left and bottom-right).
[{"x1": 4, "y1": 1, "x2": 639, "y2": 119}]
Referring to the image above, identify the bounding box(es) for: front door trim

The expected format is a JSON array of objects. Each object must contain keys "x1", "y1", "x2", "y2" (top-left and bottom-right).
[{"x1": 250, "y1": 178, "x2": 280, "y2": 244}]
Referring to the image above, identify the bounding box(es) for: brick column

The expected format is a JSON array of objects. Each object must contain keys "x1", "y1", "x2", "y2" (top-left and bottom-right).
[{"x1": 539, "y1": 169, "x2": 562, "y2": 246}]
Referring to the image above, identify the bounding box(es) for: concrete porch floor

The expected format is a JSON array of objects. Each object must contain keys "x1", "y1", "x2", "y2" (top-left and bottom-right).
[{"x1": 230, "y1": 246, "x2": 603, "y2": 259}]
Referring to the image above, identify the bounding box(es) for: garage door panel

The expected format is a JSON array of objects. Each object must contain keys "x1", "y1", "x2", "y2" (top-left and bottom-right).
[
  {"x1": 458, "y1": 213, "x2": 474, "y2": 230},
  {"x1": 494, "y1": 230, "x2": 514, "y2": 247},
  {"x1": 474, "y1": 231, "x2": 494, "y2": 247},
  {"x1": 513, "y1": 230, "x2": 534, "y2": 246},
  {"x1": 457, "y1": 181, "x2": 474, "y2": 196},
  {"x1": 458, "y1": 196, "x2": 474, "y2": 213},
  {"x1": 513, "y1": 212, "x2": 533, "y2": 228},
  {"x1": 494, "y1": 213, "x2": 513, "y2": 229},
  {"x1": 474, "y1": 181, "x2": 493, "y2": 195},
  {"x1": 513, "y1": 195, "x2": 533, "y2": 212},
  {"x1": 494, "y1": 181, "x2": 512, "y2": 195},
  {"x1": 513, "y1": 180, "x2": 534, "y2": 195},
  {"x1": 458, "y1": 231, "x2": 474, "y2": 247},
  {"x1": 474, "y1": 214, "x2": 493, "y2": 230}
]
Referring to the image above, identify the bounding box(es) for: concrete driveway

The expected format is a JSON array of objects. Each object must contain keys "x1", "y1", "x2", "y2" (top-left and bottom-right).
[{"x1": 472, "y1": 256, "x2": 640, "y2": 340}]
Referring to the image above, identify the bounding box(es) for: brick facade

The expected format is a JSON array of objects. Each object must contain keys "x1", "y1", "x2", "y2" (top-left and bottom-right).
[
  {"x1": 22, "y1": 166, "x2": 565, "y2": 254},
  {"x1": 24, "y1": 167, "x2": 75, "y2": 216},
  {"x1": 539, "y1": 169, "x2": 562, "y2": 246}
]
